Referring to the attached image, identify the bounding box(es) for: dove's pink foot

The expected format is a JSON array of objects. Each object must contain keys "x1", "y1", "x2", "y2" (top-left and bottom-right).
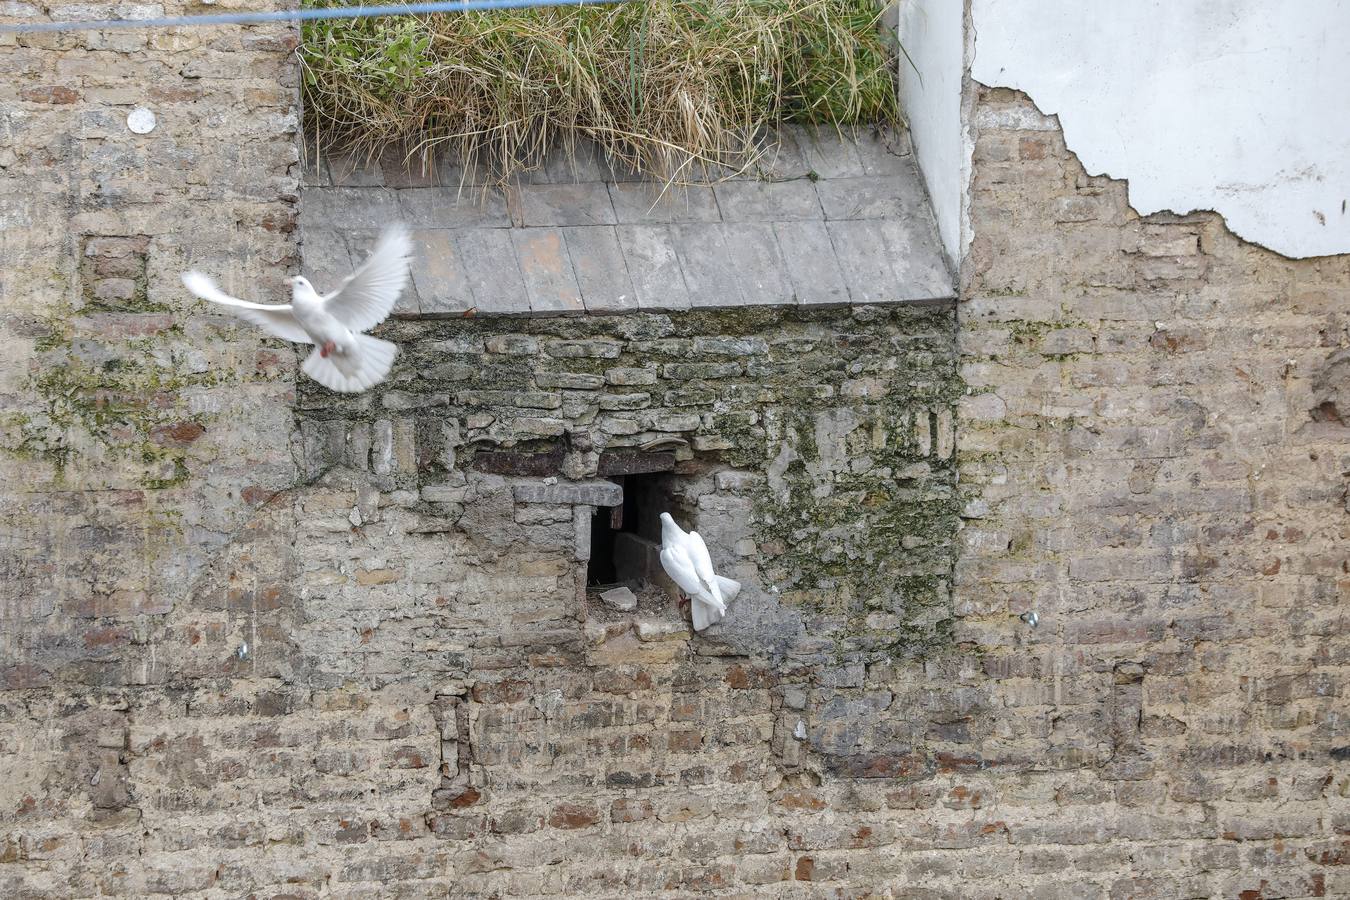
[{"x1": 319, "y1": 340, "x2": 337, "y2": 358}]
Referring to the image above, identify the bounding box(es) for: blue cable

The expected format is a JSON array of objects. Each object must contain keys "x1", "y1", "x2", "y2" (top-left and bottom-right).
[{"x1": 0, "y1": 0, "x2": 626, "y2": 34}]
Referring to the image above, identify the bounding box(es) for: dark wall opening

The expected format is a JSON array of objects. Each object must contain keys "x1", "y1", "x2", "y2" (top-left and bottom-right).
[
  {"x1": 586, "y1": 470, "x2": 679, "y2": 588},
  {"x1": 587, "y1": 495, "x2": 622, "y2": 586}
]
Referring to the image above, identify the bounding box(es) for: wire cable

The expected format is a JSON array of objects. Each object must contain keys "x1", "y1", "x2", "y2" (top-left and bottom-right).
[{"x1": 0, "y1": 0, "x2": 625, "y2": 34}]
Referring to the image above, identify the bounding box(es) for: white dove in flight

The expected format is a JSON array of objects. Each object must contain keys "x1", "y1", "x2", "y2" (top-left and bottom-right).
[
  {"x1": 659, "y1": 512, "x2": 741, "y2": 631},
  {"x1": 182, "y1": 225, "x2": 412, "y2": 393}
]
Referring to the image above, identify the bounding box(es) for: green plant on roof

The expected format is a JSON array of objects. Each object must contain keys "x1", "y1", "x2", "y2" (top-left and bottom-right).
[{"x1": 300, "y1": 0, "x2": 902, "y2": 183}]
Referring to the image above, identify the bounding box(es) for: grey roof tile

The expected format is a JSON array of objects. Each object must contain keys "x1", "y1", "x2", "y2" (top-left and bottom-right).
[
  {"x1": 345, "y1": 230, "x2": 421, "y2": 314},
  {"x1": 608, "y1": 182, "x2": 720, "y2": 225},
  {"x1": 516, "y1": 182, "x2": 616, "y2": 226},
  {"x1": 756, "y1": 127, "x2": 814, "y2": 179},
  {"x1": 796, "y1": 129, "x2": 866, "y2": 178},
  {"x1": 828, "y1": 219, "x2": 950, "y2": 304},
  {"x1": 828, "y1": 219, "x2": 901, "y2": 305},
  {"x1": 616, "y1": 225, "x2": 691, "y2": 311},
  {"x1": 307, "y1": 128, "x2": 955, "y2": 316},
  {"x1": 529, "y1": 138, "x2": 641, "y2": 184},
  {"x1": 300, "y1": 153, "x2": 328, "y2": 187},
  {"x1": 325, "y1": 153, "x2": 384, "y2": 187},
  {"x1": 512, "y1": 228, "x2": 584, "y2": 314},
  {"x1": 410, "y1": 229, "x2": 475, "y2": 314},
  {"x1": 379, "y1": 151, "x2": 441, "y2": 188},
  {"x1": 723, "y1": 223, "x2": 793, "y2": 306},
  {"x1": 303, "y1": 186, "x2": 401, "y2": 229},
  {"x1": 853, "y1": 128, "x2": 914, "y2": 176},
  {"x1": 457, "y1": 228, "x2": 529, "y2": 314},
  {"x1": 673, "y1": 224, "x2": 743, "y2": 308},
  {"x1": 398, "y1": 186, "x2": 510, "y2": 228},
  {"x1": 879, "y1": 219, "x2": 953, "y2": 301},
  {"x1": 300, "y1": 228, "x2": 352, "y2": 286},
  {"x1": 415, "y1": 152, "x2": 499, "y2": 191},
  {"x1": 774, "y1": 221, "x2": 850, "y2": 306},
  {"x1": 563, "y1": 226, "x2": 637, "y2": 313},
  {"x1": 816, "y1": 174, "x2": 929, "y2": 221},
  {"x1": 714, "y1": 179, "x2": 822, "y2": 221}
]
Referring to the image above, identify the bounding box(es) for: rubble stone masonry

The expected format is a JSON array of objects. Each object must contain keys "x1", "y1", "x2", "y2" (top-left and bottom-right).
[{"x1": 0, "y1": 6, "x2": 1346, "y2": 893}]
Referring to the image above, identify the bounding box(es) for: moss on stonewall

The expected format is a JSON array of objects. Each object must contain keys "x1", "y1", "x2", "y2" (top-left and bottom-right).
[
  {"x1": 297, "y1": 303, "x2": 964, "y2": 659},
  {"x1": 16, "y1": 298, "x2": 221, "y2": 490}
]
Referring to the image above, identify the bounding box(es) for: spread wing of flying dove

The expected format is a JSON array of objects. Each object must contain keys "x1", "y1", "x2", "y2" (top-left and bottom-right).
[
  {"x1": 659, "y1": 512, "x2": 741, "y2": 631},
  {"x1": 182, "y1": 225, "x2": 412, "y2": 393}
]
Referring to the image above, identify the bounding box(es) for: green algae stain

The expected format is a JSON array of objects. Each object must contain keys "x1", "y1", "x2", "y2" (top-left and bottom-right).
[
  {"x1": 11, "y1": 293, "x2": 224, "y2": 491},
  {"x1": 301, "y1": 303, "x2": 967, "y2": 659}
]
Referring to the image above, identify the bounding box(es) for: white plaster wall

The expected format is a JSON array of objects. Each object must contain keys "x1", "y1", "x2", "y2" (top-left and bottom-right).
[
  {"x1": 971, "y1": 0, "x2": 1350, "y2": 259},
  {"x1": 897, "y1": 0, "x2": 965, "y2": 266}
]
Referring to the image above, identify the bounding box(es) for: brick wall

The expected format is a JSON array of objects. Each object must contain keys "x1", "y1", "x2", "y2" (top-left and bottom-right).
[
  {"x1": 0, "y1": 6, "x2": 300, "y2": 688},
  {"x1": 0, "y1": 5, "x2": 304, "y2": 894},
  {"x1": 950, "y1": 87, "x2": 1350, "y2": 897},
  {"x1": 2, "y1": 20, "x2": 1347, "y2": 895}
]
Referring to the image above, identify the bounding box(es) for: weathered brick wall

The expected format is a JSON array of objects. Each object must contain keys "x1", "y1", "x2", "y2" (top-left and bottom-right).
[
  {"x1": 3, "y1": 19, "x2": 1347, "y2": 894},
  {"x1": 0, "y1": 8, "x2": 300, "y2": 687},
  {"x1": 0, "y1": 6, "x2": 304, "y2": 896},
  {"x1": 950, "y1": 87, "x2": 1350, "y2": 897}
]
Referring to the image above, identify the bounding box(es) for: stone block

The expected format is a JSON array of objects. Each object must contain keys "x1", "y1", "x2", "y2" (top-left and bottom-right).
[
  {"x1": 692, "y1": 336, "x2": 769, "y2": 356},
  {"x1": 714, "y1": 179, "x2": 823, "y2": 222},
  {"x1": 596, "y1": 450, "x2": 675, "y2": 476},
  {"x1": 573, "y1": 504, "x2": 591, "y2": 561},
  {"x1": 513, "y1": 480, "x2": 623, "y2": 506},
  {"x1": 608, "y1": 182, "x2": 720, "y2": 225},
  {"x1": 597, "y1": 393, "x2": 650, "y2": 411},
  {"x1": 605, "y1": 367, "x2": 658, "y2": 386},
  {"x1": 563, "y1": 226, "x2": 637, "y2": 313},
  {"x1": 616, "y1": 224, "x2": 692, "y2": 310},
  {"x1": 512, "y1": 228, "x2": 583, "y2": 314},
  {"x1": 516, "y1": 182, "x2": 616, "y2": 227},
  {"x1": 456, "y1": 390, "x2": 561, "y2": 409},
  {"x1": 536, "y1": 371, "x2": 604, "y2": 390},
  {"x1": 599, "y1": 587, "x2": 637, "y2": 612},
  {"x1": 544, "y1": 338, "x2": 623, "y2": 359},
  {"x1": 484, "y1": 334, "x2": 538, "y2": 355}
]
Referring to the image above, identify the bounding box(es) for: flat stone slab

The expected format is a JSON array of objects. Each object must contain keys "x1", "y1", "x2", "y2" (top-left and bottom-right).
[
  {"x1": 599, "y1": 586, "x2": 638, "y2": 612},
  {"x1": 301, "y1": 126, "x2": 954, "y2": 315},
  {"x1": 513, "y1": 480, "x2": 622, "y2": 507}
]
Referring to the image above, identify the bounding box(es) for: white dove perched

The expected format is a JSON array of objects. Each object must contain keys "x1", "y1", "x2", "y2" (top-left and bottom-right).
[
  {"x1": 182, "y1": 225, "x2": 412, "y2": 393},
  {"x1": 659, "y1": 512, "x2": 741, "y2": 632}
]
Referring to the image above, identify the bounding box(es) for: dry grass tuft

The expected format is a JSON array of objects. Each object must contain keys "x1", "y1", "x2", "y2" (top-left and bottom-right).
[{"x1": 300, "y1": 0, "x2": 901, "y2": 183}]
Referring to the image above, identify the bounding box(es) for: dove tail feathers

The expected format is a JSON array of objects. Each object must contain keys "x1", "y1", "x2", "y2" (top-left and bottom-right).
[
  {"x1": 691, "y1": 598, "x2": 725, "y2": 632},
  {"x1": 691, "y1": 579, "x2": 739, "y2": 631},
  {"x1": 302, "y1": 334, "x2": 398, "y2": 393}
]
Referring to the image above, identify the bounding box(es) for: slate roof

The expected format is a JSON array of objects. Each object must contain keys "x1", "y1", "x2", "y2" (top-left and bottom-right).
[{"x1": 300, "y1": 127, "x2": 954, "y2": 316}]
